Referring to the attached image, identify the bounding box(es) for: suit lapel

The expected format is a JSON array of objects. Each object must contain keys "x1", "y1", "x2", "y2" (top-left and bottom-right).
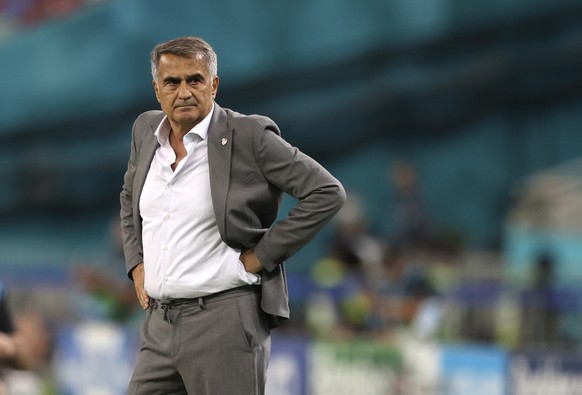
[
  {"x1": 207, "y1": 104, "x2": 232, "y2": 239},
  {"x1": 134, "y1": 113, "x2": 164, "y2": 216}
]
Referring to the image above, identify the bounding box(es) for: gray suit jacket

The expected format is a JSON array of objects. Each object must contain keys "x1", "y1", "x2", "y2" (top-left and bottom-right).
[{"x1": 120, "y1": 103, "x2": 346, "y2": 323}]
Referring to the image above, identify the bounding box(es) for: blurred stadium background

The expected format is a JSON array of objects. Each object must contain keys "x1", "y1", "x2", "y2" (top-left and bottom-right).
[{"x1": 2, "y1": 0, "x2": 582, "y2": 394}]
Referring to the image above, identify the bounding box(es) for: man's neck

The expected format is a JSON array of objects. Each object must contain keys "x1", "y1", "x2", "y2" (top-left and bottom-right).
[{"x1": 169, "y1": 122, "x2": 195, "y2": 140}]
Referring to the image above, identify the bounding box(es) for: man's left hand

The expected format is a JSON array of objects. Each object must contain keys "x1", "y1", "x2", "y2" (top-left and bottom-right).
[{"x1": 240, "y1": 250, "x2": 264, "y2": 274}]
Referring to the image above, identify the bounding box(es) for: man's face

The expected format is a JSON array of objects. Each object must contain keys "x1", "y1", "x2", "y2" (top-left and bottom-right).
[{"x1": 153, "y1": 53, "x2": 219, "y2": 133}]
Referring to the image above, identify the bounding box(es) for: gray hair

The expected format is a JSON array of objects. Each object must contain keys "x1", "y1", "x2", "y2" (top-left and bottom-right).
[{"x1": 150, "y1": 36, "x2": 218, "y2": 80}]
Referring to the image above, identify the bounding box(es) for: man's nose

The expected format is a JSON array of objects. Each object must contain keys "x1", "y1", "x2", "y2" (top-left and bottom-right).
[{"x1": 178, "y1": 81, "x2": 192, "y2": 99}]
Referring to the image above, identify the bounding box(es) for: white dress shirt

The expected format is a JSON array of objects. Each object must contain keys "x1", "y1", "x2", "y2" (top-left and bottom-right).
[{"x1": 139, "y1": 105, "x2": 260, "y2": 300}]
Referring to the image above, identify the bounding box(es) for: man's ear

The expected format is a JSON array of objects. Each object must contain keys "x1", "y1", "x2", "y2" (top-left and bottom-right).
[
  {"x1": 152, "y1": 81, "x2": 161, "y2": 103},
  {"x1": 212, "y1": 76, "x2": 219, "y2": 99}
]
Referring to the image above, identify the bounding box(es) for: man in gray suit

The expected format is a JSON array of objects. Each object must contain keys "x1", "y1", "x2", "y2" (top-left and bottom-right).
[{"x1": 120, "y1": 36, "x2": 345, "y2": 394}]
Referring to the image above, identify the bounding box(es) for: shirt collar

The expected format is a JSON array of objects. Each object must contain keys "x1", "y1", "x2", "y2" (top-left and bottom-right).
[{"x1": 154, "y1": 102, "x2": 215, "y2": 146}]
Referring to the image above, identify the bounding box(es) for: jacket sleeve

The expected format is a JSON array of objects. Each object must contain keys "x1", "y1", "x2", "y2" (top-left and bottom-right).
[
  {"x1": 119, "y1": 117, "x2": 143, "y2": 279},
  {"x1": 251, "y1": 123, "x2": 346, "y2": 272}
]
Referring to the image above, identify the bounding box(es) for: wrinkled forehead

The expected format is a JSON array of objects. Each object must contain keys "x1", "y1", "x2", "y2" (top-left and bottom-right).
[{"x1": 158, "y1": 53, "x2": 210, "y2": 74}]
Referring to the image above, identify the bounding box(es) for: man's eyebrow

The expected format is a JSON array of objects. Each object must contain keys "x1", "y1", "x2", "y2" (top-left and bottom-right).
[
  {"x1": 163, "y1": 73, "x2": 204, "y2": 82},
  {"x1": 186, "y1": 73, "x2": 204, "y2": 81},
  {"x1": 163, "y1": 76, "x2": 181, "y2": 83}
]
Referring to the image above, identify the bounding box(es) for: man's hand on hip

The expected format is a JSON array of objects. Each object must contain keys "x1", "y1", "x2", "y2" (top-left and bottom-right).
[
  {"x1": 240, "y1": 250, "x2": 264, "y2": 274},
  {"x1": 131, "y1": 262, "x2": 150, "y2": 310}
]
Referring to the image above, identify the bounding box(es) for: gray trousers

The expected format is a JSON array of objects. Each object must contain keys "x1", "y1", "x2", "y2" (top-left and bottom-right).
[{"x1": 128, "y1": 286, "x2": 271, "y2": 395}]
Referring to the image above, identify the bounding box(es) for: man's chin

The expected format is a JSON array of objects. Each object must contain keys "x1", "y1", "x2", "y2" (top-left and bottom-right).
[{"x1": 174, "y1": 109, "x2": 198, "y2": 119}]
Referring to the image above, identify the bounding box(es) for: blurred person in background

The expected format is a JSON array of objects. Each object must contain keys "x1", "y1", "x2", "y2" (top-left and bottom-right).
[
  {"x1": 369, "y1": 246, "x2": 437, "y2": 338},
  {"x1": 0, "y1": 283, "x2": 52, "y2": 395},
  {"x1": 0, "y1": 283, "x2": 18, "y2": 374},
  {"x1": 74, "y1": 216, "x2": 141, "y2": 325},
  {"x1": 520, "y1": 251, "x2": 560, "y2": 349},
  {"x1": 306, "y1": 191, "x2": 382, "y2": 338},
  {"x1": 119, "y1": 36, "x2": 345, "y2": 394},
  {"x1": 326, "y1": 191, "x2": 385, "y2": 289},
  {"x1": 389, "y1": 160, "x2": 432, "y2": 251}
]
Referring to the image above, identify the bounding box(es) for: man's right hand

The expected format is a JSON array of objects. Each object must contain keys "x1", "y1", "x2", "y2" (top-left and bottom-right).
[
  {"x1": 131, "y1": 262, "x2": 150, "y2": 310},
  {"x1": 0, "y1": 332, "x2": 17, "y2": 360}
]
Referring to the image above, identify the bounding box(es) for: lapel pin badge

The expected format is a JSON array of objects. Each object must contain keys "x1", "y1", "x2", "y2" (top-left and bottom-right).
[{"x1": 221, "y1": 138, "x2": 228, "y2": 146}]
